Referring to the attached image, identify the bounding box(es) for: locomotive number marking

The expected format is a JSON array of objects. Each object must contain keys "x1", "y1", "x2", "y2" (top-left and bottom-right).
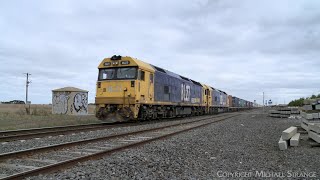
[
  {"x1": 107, "y1": 85, "x2": 122, "y2": 92},
  {"x1": 181, "y1": 84, "x2": 191, "y2": 102}
]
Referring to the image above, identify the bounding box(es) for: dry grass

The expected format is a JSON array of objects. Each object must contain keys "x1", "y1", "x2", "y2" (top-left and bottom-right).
[
  {"x1": 0, "y1": 104, "x2": 100, "y2": 131},
  {"x1": 0, "y1": 104, "x2": 96, "y2": 114}
]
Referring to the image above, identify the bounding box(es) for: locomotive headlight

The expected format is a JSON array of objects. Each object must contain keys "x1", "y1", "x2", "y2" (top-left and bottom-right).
[{"x1": 121, "y1": 61, "x2": 130, "y2": 65}]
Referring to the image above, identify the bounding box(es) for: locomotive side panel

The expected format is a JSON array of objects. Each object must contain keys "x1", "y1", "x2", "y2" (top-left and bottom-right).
[
  {"x1": 220, "y1": 91, "x2": 227, "y2": 107},
  {"x1": 232, "y1": 96, "x2": 240, "y2": 107},
  {"x1": 212, "y1": 89, "x2": 221, "y2": 106},
  {"x1": 189, "y1": 83, "x2": 202, "y2": 105},
  {"x1": 201, "y1": 84, "x2": 210, "y2": 114},
  {"x1": 153, "y1": 71, "x2": 203, "y2": 106},
  {"x1": 154, "y1": 71, "x2": 182, "y2": 103},
  {"x1": 228, "y1": 95, "x2": 233, "y2": 107}
]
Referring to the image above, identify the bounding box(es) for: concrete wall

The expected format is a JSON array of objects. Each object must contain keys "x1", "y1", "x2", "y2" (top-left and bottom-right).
[{"x1": 52, "y1": 91, "x2": 88, "y2": 115}]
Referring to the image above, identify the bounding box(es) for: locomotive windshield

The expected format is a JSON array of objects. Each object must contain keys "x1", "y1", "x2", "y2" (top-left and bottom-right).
[
  {"x1": 98, "y1": 67, "x2": 137, "y2": 80},
  {"x1": 117, "y1": 67, "x2": 137, "y2": 79},
  {"x1": 99, "y1": 69, "x2": 115, "y2": 80}
]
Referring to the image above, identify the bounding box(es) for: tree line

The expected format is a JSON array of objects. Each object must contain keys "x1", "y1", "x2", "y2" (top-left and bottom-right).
[{"x1": 288, "y1": 94, "x2": 320, "y2": 107}]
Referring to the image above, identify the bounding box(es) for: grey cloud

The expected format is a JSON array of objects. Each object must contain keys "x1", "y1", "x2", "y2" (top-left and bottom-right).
[{"x1": 0, "y1": 0, "x2": 319, "y2": 104}]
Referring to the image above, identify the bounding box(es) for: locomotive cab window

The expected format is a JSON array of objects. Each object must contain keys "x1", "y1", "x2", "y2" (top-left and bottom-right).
[
  {"x1": 117, "y1": 67, "x2": 137, "y2": 79},
  {"x1": 98, "y1": 67, "x2": 137, "y2": 80},
  {"x1": 139, "y1": 70, "x2": 145, "y2": 81},
  {"x1": 99, "y1": 69, "x2": 115, "y2": 80},
  {"x1": 150, "y1": 74, "x2": 154, "y2": 83}
]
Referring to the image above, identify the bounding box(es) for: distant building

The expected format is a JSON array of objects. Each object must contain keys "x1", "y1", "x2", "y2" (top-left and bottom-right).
[{"x1": 52, "y1": 87, "x2": 88, "y2": 115}]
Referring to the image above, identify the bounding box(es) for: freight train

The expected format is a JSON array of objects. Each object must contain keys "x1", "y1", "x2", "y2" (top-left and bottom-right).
[{"x1": 95, "y1": 55, "x2": 253, "y2": 122}]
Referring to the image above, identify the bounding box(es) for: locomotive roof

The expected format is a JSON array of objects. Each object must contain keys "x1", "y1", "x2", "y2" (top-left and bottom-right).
[
  {"x1": 201, "y1": 83, "x2": 210, "y2": 89},
  {"x1": 148, "y1": 62, "x2": 205, "y2": 86},
  {"x1": 52, "y1": 87, "x2": 88, "y2": 92},
  {"x1": 100, "y1": 56, "x2": 206, "y2": 87},
  {"x1": 99, "y1": 56, "x2": 155, "y2": 72},
  {"x1": 150, "y1": 65, "x2": 205, "y2": 86},
  {"x1": 219, "y1": 90, "x2": 227, "y2": 95}
]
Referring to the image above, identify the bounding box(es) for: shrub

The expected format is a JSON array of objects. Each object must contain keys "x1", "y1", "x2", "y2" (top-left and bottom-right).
[{"x1": 288, "y1": 93, "x2": 320, "y2": 107}]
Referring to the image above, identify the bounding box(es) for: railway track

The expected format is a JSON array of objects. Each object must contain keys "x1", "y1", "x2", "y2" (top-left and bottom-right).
[
  {"x1": 0, "y1": 113, "x2": 239, "y2": 180},
  {"x1": 0, "y1": 113, "x2": 232, "y2": 142},
  {"x1": 0, "y1": 122, "x2": 140, "y2": 142}
]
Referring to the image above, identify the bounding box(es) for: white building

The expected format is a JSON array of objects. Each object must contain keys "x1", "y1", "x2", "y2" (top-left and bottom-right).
[{"x1": 52, "y1": 87, "x2": 88, "y2": 115}]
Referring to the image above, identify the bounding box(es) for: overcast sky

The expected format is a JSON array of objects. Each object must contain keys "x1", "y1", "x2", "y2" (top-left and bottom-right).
[{"x1": 1, "y1": 0, "x2": 319, "y2": 105}]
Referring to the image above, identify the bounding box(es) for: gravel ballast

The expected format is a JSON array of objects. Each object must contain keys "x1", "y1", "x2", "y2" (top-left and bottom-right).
[
  {"x1": 22, "y1": 109, "x2": 320, "y2": 179},
  {"x1": 0, "y1": 115, "x2": 225, "y2": 154}
]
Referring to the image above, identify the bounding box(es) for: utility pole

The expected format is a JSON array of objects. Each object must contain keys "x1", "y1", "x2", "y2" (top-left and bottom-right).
[
  {"x1": 24, "y1": 73, "x2": 31, "y2": 114},
  {"x1": 262, "y1": 92, "x2": 265, "y2": 112},
  {"x1": 263, "y1": 92, "x2": 265, "y2": 112}
]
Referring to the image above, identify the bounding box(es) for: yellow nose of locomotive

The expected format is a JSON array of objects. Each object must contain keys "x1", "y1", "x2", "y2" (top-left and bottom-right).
[
  {"x1": 95, "y1": 55, "x2": 156, "y2": 122},
  {"x1": 95, "y1": 82, "x2": 135, "y2": 122},
  {"x1": 95, "y1": 56, "x2": 137, "y2": 122}
]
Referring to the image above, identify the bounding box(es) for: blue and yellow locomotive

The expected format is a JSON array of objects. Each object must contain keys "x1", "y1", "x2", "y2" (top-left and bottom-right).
[{"x1": 95, "y1": 55, "x2": 252, "y2": 122}]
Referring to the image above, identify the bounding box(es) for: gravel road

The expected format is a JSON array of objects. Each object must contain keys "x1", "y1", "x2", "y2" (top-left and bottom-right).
[{"x1": 22, "y1": 109, "x2": 320, "y2": 179}]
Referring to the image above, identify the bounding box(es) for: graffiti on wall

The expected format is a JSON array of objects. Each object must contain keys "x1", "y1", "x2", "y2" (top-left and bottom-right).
[
  {"x1": 52, "y1": 92, "x2": 70, "y2": 114},
  {"x1": 72, "y1": 93, "x2": 88, "y2": 114}
]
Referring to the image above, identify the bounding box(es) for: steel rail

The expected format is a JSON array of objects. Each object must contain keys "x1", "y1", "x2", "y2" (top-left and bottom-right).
[
  {"x1": 0, "y1": 114, "x2": 239, "y2": 180},
  {"x1": 0, "y1": 113, "x2": 232, "y2": 142},
  {"x1": 0, "y1": 122, "x2": 110, "y2": 136},
  {"x1": 0, "y1": 113, "x2": 237, "y2": 160},
  {"x1": 0, "y1": 123, "x2": 134, "y2": 142}
]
